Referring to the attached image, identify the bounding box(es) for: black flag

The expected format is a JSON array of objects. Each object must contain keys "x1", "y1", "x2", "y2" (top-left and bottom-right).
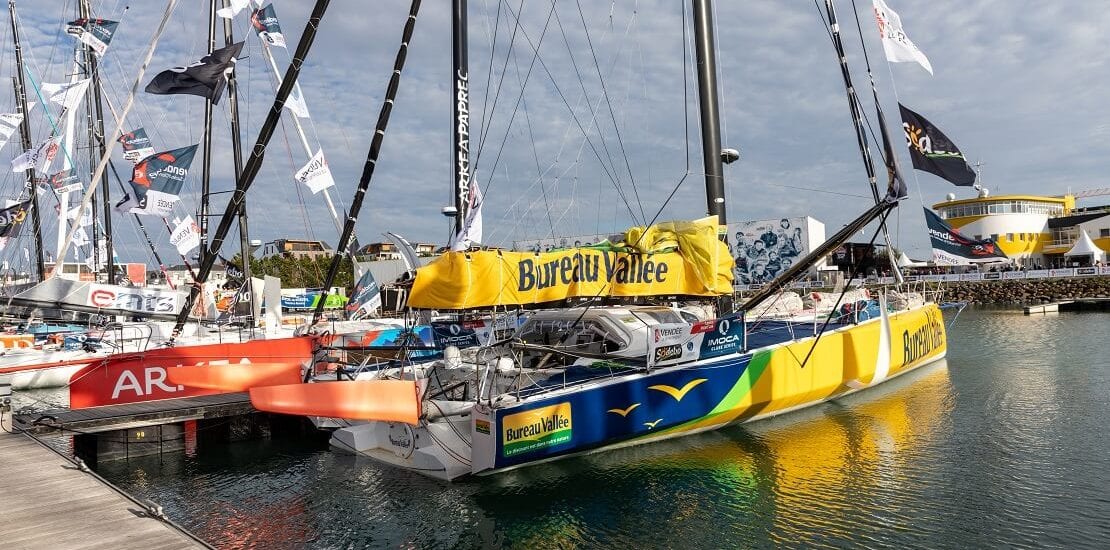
[
  {"x1": 145, "y1": 42, "x2": 244, "y2": 104},
  {"x1": 899, "y1": 104, "x2": 977, "y2": 186},
  {"x1": 0, "y1": 199, "x2": 32, "y2": 238}
]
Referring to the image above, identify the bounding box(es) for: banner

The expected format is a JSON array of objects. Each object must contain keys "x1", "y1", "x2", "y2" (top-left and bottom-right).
[
  {"x1": 900, "y1": 104, "x2": 977, "y2": 186},
  {"x1": 409, "y1": 248, "x2": 733, "y2": 309},
  {"x1": 44, "y1": 168, "x2": 83, "y2": 195},
  {"x1": 924, "y1": 208, "x2": 1007, "y2": 265},
  {"x1": 87, "y1": 283, "x2": 179, "y2": 315},
  {"x1": 294, "y1": 149, "x2": 335, "y2": 194},
  {"x1": 648, "y1": 315, "x2": 744, "y2": 368},
  {"x1": 145, "y1": 42, "x2": 244, "y2": 104},
  {"x1": 118, "y1": 127, "x2": 156, "y2": 162},
  {"x1": 117, "y1": 144, "x2": 199, "y2": 216},
  {"x1": 0, "y1": 112, "x2": 23, "y2": 152},
  {"x1": 871, "y1": 0, "x2": 932, "y2": 74},
  {"x1": 41, "y1": 79, "x2": 91, "y2": 112},
  {"x1": 170, "y1": 215, "x2": 202, "y2": 255},
  {"x1": 65, "y1": 17, "x2": 119, "y2": 56},
  {"x1": 11, "y1": 136, "x2": 61, "y2": 173},
  {"x1": 250, "y1": 4, "x2": 285, "y2": 48},
  {"x1": 346, "y1": 269, "x2": 382, "y2": 320},
  {"x1": 67, "y1": 337, "x2": 314, "y2": 408},
  {"x1": 0, "y1": 199, "x2": 32, "y2": 238}
]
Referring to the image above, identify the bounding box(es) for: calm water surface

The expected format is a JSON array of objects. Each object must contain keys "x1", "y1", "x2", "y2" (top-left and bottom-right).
[{"x1": 83, "y1": 308, "x2": 1110, "y2": 548}]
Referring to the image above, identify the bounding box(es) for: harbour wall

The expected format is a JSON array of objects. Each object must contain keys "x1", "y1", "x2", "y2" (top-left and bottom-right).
[{"x1": 929, "y1": 276, "x2": 1110, "y2": 305}]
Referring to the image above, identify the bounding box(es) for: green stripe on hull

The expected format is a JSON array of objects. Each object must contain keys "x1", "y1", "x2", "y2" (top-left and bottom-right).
[{"x1": 651, "y1": 351, "x2": 773, "y2": 438}]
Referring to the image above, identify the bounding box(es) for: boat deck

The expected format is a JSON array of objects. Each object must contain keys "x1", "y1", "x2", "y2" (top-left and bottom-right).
[{"x1": 0, "y1": 413, "x2": 209, "y2": 549}]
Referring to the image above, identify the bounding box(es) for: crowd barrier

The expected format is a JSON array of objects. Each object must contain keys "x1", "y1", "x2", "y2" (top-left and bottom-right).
[{"x1": 734, "y1": 266, "x2": 1110, "y2": 291}]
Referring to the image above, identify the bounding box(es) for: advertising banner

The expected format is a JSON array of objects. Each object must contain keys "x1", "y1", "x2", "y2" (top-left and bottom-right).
[
  {"x1": 648, "y1": 315, "x2": 744, "y2": 368},
  {"x1": 68, "y1": 337, "x2": 314, "y2": 408}
]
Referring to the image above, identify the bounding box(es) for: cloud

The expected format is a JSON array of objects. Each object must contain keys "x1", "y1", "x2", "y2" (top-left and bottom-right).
[{"x1": 6, "y1": 0, "x2": 1108, "y2": 267}]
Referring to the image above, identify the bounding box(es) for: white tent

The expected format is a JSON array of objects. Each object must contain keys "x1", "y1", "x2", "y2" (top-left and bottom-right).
[
  {"x1": 897, "y1": 251, "x2": 929, "y2": 268},
  {"x1": 1064, "y1": 231, "x2": 1105, "y2": 263}
]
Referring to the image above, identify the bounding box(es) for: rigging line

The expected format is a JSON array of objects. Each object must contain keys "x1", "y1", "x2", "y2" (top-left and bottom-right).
[
  {"x1": 509, "y1": 43, "x2": 556, "y2": 240},
  {"x1": 473, "y1": 0, "x2": 526, "y2": 171},
  {"x1": 573, "y1": 0, "x2": 645, "y2": 224},
  {"x1": 551, "y1": 6, "x2": 622, "y2": 198},
  {"x1": 477, "y1": 0, "x2": 557, "y2": 209},
  {"x1": 474, "y1": 0, "x2": 504, "y2": 177},
  {"x1": 499, "y1": 0, "x2": 639, "y2": 226}
]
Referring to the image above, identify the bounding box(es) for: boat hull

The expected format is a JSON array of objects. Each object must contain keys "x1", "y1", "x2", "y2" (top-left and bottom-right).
[{"x1": 473, "y1": 302, "x2": 946, "y2": 475}]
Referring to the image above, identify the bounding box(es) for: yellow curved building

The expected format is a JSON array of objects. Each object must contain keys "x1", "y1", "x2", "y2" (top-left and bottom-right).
[{"x1": 932, "y1": 192, "x2": 1110, "y2": 267}]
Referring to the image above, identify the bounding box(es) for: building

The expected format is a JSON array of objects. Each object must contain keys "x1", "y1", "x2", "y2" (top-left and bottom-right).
[
  {"x1": 357, "y1": 241, "x2": 438, "y2": 261},
  {"x1": 933, "y1": 191, "x2": 1110, "y2": 267},
  {"x1": 260, "y1": 239, "x2": 333, "y2": 260},
  {"x1": 164, "y1": 265, "x2": 229, "y2": 289},
  {"x1": 47, "y1": 262, "x2": 148, "y2": 286}
]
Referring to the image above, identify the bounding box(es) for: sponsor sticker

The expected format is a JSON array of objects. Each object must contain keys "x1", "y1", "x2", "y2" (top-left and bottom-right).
[{"x1": 502, "y1": 402, "x2": 573, "y2": 457}]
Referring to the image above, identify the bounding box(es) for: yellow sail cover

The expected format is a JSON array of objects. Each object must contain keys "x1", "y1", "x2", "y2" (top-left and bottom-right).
[{"x1": 408, "y1": 216, "x2": 734, "y2": 309}]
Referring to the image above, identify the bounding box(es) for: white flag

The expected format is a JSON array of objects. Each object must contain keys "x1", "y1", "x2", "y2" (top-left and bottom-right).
[
  {"x1": 451, "y1": 184, "x2": 484, "y2": 251},
  {"x1": 217, "y1": 0, "x2": 254, "y2": 19},
  {"x1": 72, "y1": 226, "x2": 90, "y2": 247},
  {"x1": 872, "y1": 0, "x2": 933, "y2": 75},
  {"x1": 169, "y1": 216, "x2": 202, "y2": 255},
  {"x1": 11, "y1": 136, "x2": 61, "y2": 173},
  {"x1": 284, "y1": 82, "x2": 310, "y2": 118},
  {"x1": 41, "y1": 79, "x2": 92, "y2": 112},
  {"x1": 0, "y1": 112, "x2": 24, "y2": 152},
  {"x1": 294, "y1": 149, "x2": 335, "y2": 194}
]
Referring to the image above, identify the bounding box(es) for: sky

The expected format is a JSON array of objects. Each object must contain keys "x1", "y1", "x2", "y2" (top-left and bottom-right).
[{"x1": 4, "y1": 0, "x2": 1109, "y2": 269}]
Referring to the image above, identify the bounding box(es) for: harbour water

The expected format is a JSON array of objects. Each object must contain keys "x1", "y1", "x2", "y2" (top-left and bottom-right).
[{"x1": 80, "y1": 308, "x2": 1110, "y2": 548}]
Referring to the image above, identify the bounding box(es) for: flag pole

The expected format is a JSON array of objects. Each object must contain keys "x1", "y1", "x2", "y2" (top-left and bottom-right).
[
  {"x1": 311, "y1": 0, "x2": 422, "y2": 326},
  {"x1": 55, "y1": 0, "x2": 179, "y2": 280},
  {"x1": 9, "y1": 0, "x2": 46, "y2": 281},
  {"x1": 172, "y1": 0, "x2": 332, "y2": 339}
]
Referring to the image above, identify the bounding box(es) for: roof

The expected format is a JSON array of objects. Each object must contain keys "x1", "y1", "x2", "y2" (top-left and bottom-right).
[
  {"x1": 1047, "y1": 211, "x2": 1109, "y2": 229},
  {"x1": 1065, "y1": 231, "x2": 1104, "y2": 257}
]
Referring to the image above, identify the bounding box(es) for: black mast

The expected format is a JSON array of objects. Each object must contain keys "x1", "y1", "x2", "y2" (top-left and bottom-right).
[
  {"x1": 691, "y1": 0, "x2": 731, "y2": 313},
  {"x1": 691, "y1": 0, "x2": 726, "y2": 226},
  {"x1": 199, "y1": 0, "x2": 217, "y2": 267},
  {"x1": 8, "y1": 1, "x2": 45, "y2": 281},
  {"x1": 80, "y1": 0, "x2": 113, "y2": 283},
  {"x1": 222, "y1": 0, "x2": 253, "y2": 322},
  {"x1": 311, "y1": 0, "x2": 422, "y2": 325},
  {"x1": 451, "y1": 0, "x2": 470, "y2": 236},
  {"x1": 173, "y1": 0, "x2": 332, "y2": 338}
]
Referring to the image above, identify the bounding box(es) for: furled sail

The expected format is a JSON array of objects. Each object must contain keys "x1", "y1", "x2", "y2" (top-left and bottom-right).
[{"x1": 408, "y1": 216, "x2": 733, "y2": 309}]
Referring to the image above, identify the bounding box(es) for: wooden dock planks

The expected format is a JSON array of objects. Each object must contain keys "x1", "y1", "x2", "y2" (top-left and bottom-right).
[{"x1": 0, "y1": 422, "x2": 208, "y2": 550}]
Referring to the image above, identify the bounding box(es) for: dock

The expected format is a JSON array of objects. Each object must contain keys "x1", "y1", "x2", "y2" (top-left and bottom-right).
[
  {"x1": 0, "y1": 413, "x2": 210, "y2": 549},
  {"x1": 1024, "y1": 297, "x2": 1110, "y2": 315},
  {"x1": 13, "y1": 392, "x2": 254, "y2": 435}
]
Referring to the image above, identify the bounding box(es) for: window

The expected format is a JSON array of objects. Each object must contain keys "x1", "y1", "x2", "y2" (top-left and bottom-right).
[
  {"x1": 1101, "y1": 228, "x2": 1110, "y2": 238},
  {"x1": 990, "y1": 234, "x2": 999, "y2": 242},
  {"x1": 1007, "y1": 233, "x2": 1014, "y2": 241},
  {"x1": 974, "y1": 235, "x2": 983, "y2": 241}
]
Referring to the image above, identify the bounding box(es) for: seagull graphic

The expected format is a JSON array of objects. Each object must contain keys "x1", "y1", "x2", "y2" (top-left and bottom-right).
[
  {"x1": 606, "y1": 403, "x2": 641, "y2": 417},
  {"x1": 644, "y1": 418, "x2": 663, "y2": 429},
  {"x1": 648, "y1": 378, "x2": 707, "y2": 402}
]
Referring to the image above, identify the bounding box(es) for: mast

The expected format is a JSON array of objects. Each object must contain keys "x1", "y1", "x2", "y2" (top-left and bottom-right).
[
  {"x1": 81, "y1": 0, "x2": 113, "y2": 283},
  {"x1": 450, "y1": 0, "x2": 470, "y2": 236},
  {"x1": 691, "y1": 0, "x2": 731, "y2": 313},
  {"x1": 173, "y1": 0, "x2": 332, "y2": 338},
  {"x1": 311, "y1": 0, "x2": 422, "y2": 325},
  {"x1": 199, "y1": 0, "x2": 217, "y2": 267},
  {"x1": 222, "y1": 0, "x2": 253, "y2": 323},
  {"x1": 691, "y1": 0, "x2": 726, "y2": 226},
  {"x1": 9, "y1": 0, "x2": 45, "y2": 281}
]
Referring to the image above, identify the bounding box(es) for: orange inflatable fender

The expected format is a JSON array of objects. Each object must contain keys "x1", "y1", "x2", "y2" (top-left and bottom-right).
[
  {"x1": 249, "y1": 380, "x2": 421, "y2": 425},
  {"x1": 166, "y1": 362, "x2": 303, "y2": 392}
]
